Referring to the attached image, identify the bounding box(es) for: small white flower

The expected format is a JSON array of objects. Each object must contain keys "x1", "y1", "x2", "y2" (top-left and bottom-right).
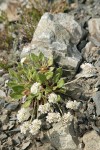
[
  {"x1": 62, "y1": 112, "x2": 73, "y2": 124},
  {"x1": 17, "y1": 108, "x2": 30, "y2": 122},
  {"x1": 21, "y1": 57, "x2": 26, "y2": 64},
  {"x1": 48, "y1": 93, "x2": 58, "y2": 103},
  {"x1": 29, "y1": 119, "x2": 41, "y2": 135},
  {"x1": 66, "y1": 100, "x2": 81, "y2": 110},
  {"x1": 38, "y1": 103, "x2": 51, "y2": 114},
  {"x1": 20, "y1": 121, "x2": 30, "y2": 134},
  {"x1": 30, "y1": 82, "x2": 41, "y2": 94},
  {"x1": 46, "y1": 112, "x2": 61, "y2": 123}
]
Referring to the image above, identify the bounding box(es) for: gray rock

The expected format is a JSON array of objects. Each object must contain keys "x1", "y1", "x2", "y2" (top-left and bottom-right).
[
  {"x1": 0, "y1": 99, "x2": 6, "y2": 107},
  {"x1": 21, "y1": 141, "x2": 31, "y2": 150},
  {"x1": 87, "y1": 103, "x2": 95, "y2": 115},
  {"x1": 2, "y1": 124, "x2": 9, "y2": 131},
  {"x1": 2, "y1": 73, "x2": 9, "y2": 80},
  {"x1": 5, "y1": 102, "x2": 19, "y2": 111},
  {"x1": 92, "y1": 91, "x2": 100, "y2": 116},
  {"x1": 12, "y1": 135, "x2": 21, "y2": 146},
  {"x1": 0, "y1": 69, "x2": 4, "y2": 76},
  {"x1": 7, "y1": 137, "x2": 13, "y2": 146},
  {"x1": 8, "y1": 121, "x2": 15, "y2": 130},
  {"x1": 95, "y1": 78, "x2": 100, "y2": 88},
  {"x1": 0, "y1": 114, "x2": 9, "y2": 124},
  {"x1": 83, "y1": 130, "x2": 100, "y2": 150},
  {"x1": 88, "y1": 18, "x2": 100, "y2": 47},
  {"x1": 0, "y1": 133, "x2": 7, "y2": 141},
  {"x1": 48, "y1": 122, "x2": 79, "y2": 150},
  {"x1": 0, "y1": 90, "x2": 6, "y2": 98},
  {"x1": 7, "y1": 128, "x2": 20, "y2": 134},
  {"x1": 0, "y1": 77, "x2": 5, "y2": 86},
  {"x1": 21, "y1": 13, "x2": 82, "y2": 78},
  {"x1": 95, "y1": 58, "x2": 100, "y2": 67},
  {"x1": 82, "y1": 41, "x2": 100, "y2": 63}
]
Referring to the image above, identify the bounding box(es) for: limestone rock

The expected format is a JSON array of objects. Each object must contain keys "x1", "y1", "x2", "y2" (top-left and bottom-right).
[
  {"x1": 0, "y1": 90, "x2": 6, "y2": 98},
  {"x1": 76, "y1": 63, "x2": 97, "y2": 78},
  {"x1": 92, "y1": 91, "x2": 100, "y2": 116},
  {"x1": 22, "y1": 141, "x2": 31, "y2": 150},
  {"x1": 48, "y1": 122, "x2": 79, "y2": 150},
  {"x1": 82, "y1": 41, "x2": 100, "y2": 63},
  {"x1": 5, "y1": 102, "x2": 19, "y2": 111},
  {"x1": 83, "y1": 130, "x2": 100, "y2": 150},
  {"x1": 88, "y1": 18, "x2": 100, "y2": 47},
  {"x1": 21, "y1": 13, "x2": 82, "y2": 78}
]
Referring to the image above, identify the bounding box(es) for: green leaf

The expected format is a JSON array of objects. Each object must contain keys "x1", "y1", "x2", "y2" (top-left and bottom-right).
[
  {"x1": 39, "y1": 52, "x2": 45, "y2": 62},
  {"x1": 12, "y1": 85, "x2": 25, "y2": 94},
  {"x1": 48, "y1": 57, "x2": 53, "y2": 66},
  {"x1": 58, "y1": 88, "x2": 66, "y2": 94},
  {"x1": 7, "y1": 81, "x2": 18, "y2": 88},
  {"x1": 45, "y1": 71, "x2": 53, "y2": 80},
  {"x1": 55, "y1": 67, "x2": 62, "y2": 76},
  {"x1": 30, "y1": 53, "x2": 38, "y2": 62},
  {"x1": 22, "y1": 100, "x2": 31, "y2": 108},
  {"x1": 9, "y1": 69, "x2": 18, "y2": 78},
  {"x1": 10, "y1": 93, "x2": 22, "y2": 99},
  {"x1": 53, "y1": 73, "x2": 61, "y2": 83},
  {"x1": 53, "y1": 86, "x2": 57, "y2": 91},
  {"x1": 57, "y1": 79, "x2": 64, "y2": 88},
  {"x1": 53, "y1": 67, "x2": 63, "y2": 83},
  {"x1": 49, "y1": 67, "x2": 54, "y2": 71},
  {"x1": 57, "y1": 95, "x2": 61, "y2": 102},
  {"x1": 38, "y1": 73, "x2": 46, "y2": 83},
  {"x1": 37, "y1": 93, "x2": 42, "y2": 100},
  {"x1": 45, "y1": 87, "x2": 52, "y2": 94}
]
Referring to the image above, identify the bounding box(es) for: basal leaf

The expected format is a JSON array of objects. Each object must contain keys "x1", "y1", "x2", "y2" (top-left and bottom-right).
[
  {"x1": 10, "y1": 93, "x2": 22, "y2": 99},
  {"x1": 48, "y1": 57, "x2": 53, "y2": 66},
  {"x1": 57, "y1": 78, "x2": 64, "y2": 88},
  {"x1": 45, "y1": 71, "x2": 53, "y2": 80},
  {"x1": 30, "y1": 53, "x2": 38, "y2": 62},
  {"x1": 39, "y1": 52, "x2": 45, "y2": 62},
  {"x1": 53, "y1": 73, "x2": 61, "y2": 83},
  {"x1": 38, "y1": 73, "x2": 46, "y2": 83},
  {"x1": 12, "y1": 85, "x2": 25, "y2": 94},
  {"x1": 22, "y1": 99, "x2": 32, "y2": 108}
]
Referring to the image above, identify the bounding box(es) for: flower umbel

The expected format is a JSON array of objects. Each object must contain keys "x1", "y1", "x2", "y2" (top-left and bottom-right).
[
  {"x1": 66, "y1": 100, "x2": 81, "y2": 110},
  {"x1": 29, "y1": 119, "x2": 41, "y2": 135},
  {"x1": 38, "y1": 103, "x2": 51, "y2": 114},
  {"x1": 30, "y1": 82, "x2": 41, "y2": 95},
  {"x1": 46, "y1": 112, "x2": 61, "y2": 123},
  {"x1": 62, "y1": 112, "x2": 73, "y2": 124},
  {"x1": 48, "y1": 93, "x2": 58, "y2": 103},
  {"x1": 20, "y1": 121, "x2": 30, "y2": 134},
  {"x1": 17, "y1": 108, "x2": 31, "y2": 122}
]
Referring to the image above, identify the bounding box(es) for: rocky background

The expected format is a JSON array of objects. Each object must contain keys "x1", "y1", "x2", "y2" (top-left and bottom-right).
[{"x1": 0, "y1": 0, "x2": 100, "y2": 150}]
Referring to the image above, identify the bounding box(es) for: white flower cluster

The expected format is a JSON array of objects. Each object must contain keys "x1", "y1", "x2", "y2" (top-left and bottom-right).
[
  {"x1": 20, "y1": 119, "x2": 41, "y2": 135},
  {"x1": 46, "y1": 112, "x2": 61, "y2": 123},
  {"x1": 66, "y1": 100, "x2": 81, "y2": 110},
  {"x1": 29, "y1": 119, "x2": 41, "y2": 135},
  {"x1": 62, "y1": 112, "x2": 73, "y2": 124},
  {"x1": 31, "y1": 82, "x2": 41, "y2": 95},
  {"x1": 20, "y1": 121, "x2": 30, "y2": 134},
  {"x1": 17, "y1": 108, "x2": 31, "y2": 122},
  {"x1": 48, "y1": 93, "x2": 58, "y2": 103},
  {"x1": 38, "y1": 103, "x2": 51, "y2": 114}
]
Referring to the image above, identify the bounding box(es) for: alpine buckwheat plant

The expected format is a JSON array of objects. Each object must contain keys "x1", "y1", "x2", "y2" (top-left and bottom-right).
[{"x1": 8, "y1": 52, "x2": 73, "y2": 135}]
